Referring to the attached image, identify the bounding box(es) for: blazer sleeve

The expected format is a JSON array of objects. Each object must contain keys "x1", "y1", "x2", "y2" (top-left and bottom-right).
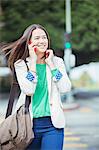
[
  {"x1": 53, "y1": 57, "x2": 71, "y2": 94},
  {"x1": 14, "y1": 59, "x2": 37, "y2": 96}
]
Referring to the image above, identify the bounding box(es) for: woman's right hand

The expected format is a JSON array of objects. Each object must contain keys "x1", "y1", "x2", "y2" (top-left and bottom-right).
[
  {"x1": 28, "y1": 41, "x2": 37, "y2": 62},
  {"x1": 28, "y1": 41, "x2": 37, "y2": 72}
]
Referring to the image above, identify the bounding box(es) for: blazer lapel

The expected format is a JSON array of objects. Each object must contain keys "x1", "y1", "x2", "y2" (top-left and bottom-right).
[{"x1": 46, "y1": 65, "x2": 51, "y2": 103}]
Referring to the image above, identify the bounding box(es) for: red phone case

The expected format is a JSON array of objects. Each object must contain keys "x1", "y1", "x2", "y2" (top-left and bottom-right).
[
  {"x1": 45, "y1": 52, "x2": 49, "y2": 58},
  {"x1": 34, "y1": 47, "x2": 37, "y2": 52}
]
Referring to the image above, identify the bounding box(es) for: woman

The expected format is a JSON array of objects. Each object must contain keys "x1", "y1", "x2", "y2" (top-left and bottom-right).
[{"x1": 1, "y1": 24, "x2": 71, "y2": 150}]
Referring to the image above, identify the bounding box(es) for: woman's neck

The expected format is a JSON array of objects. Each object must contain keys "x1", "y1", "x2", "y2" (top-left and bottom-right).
[{"x1": 36, "y1": 54, "x2": 45, "y2": 64}]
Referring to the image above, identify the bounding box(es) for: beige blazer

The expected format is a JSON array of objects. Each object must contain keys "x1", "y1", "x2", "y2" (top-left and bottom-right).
[{"x1": 14, "y1": 56, "x2": 71, "y2": 128}]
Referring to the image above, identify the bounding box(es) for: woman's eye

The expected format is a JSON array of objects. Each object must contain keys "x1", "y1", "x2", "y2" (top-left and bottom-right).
[
  {"x1": 34, "y1": 36, "x2": 47, "y2": 40},
  {"x1": 43, "y1": 36, "x2": 47, "y2": 39},
  {"x1": 34, "y1": 37, "x2": 39, "y2": 40}
]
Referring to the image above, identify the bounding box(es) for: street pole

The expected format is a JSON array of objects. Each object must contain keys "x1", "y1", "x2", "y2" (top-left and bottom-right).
[
  {"x1": 66, "y1": 0, "x2": 71, "y2": 33},
  {"x1": 62, "y1": 0, "x2": 79, "y2": 110},
  {"x1": 64, "y1": 0, "x2": 72, "y2": 74},
  {"x1": 64, "y1": 0, "x2": 73, "y2": 103}
]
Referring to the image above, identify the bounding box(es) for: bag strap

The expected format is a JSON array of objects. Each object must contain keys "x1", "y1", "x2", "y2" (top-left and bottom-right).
[
  {"x1": 5, "y1": 69, "x2": 19, "y2": 118},
  {"x1": 5, "y1": 60, "x2": 31, "y2": 118}
]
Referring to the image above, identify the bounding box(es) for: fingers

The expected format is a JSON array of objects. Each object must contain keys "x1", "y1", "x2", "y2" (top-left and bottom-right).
[
  {"x1": 46, "y1": 49, "x2": 53, "y2": 58},
  {"x1": 46, "y1": 49, "x2": 53, "y2": 53},
  {"x1": 28, "y1": 41, "x2": 37, "y2": 53},
  {"x1": 45, "y1": 49, "x2": 54, "y2": 63}
]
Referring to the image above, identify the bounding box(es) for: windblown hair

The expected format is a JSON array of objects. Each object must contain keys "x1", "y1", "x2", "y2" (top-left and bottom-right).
[{"x1": 0, "y1": 24, "x2": 50, "y2": 70}]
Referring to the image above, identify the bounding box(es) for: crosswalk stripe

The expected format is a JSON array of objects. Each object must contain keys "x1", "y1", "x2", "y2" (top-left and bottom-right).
[
  {"x1": 80, "y1": 107, "x2": 92, "y2": 112},
  {"x1": 64, "y1": 137, "x2": 80, "y2": 141},
  {"x1": 64, "y1": 131, "x2": 73, "y2": 135},
  {"x1": 64, "y1": 143, "x2": 88, "y2": 148},
  {"x1": 64, "y1": 128, "x2": 88, "y2": 149},
  {"x1": 64, "y1": 128, "x2": 73, "y2": 135},
  {"x1": 64, "y1": 128, "x2": 70, "y2": 131}
]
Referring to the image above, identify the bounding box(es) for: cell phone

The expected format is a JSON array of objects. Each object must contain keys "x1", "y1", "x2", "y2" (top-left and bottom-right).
[
  {"x1": 34, "y1": 47, "x2": 37, "y2": 52},
  {"x1": 45, "y1": 51, "x2": 49, "y2": 58}
]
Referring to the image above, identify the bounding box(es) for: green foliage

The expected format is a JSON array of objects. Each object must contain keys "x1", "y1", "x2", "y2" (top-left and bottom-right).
[
  {"x1": 1, "y1": 0, "x2": 99, "y2": 62},
  {"x1": 1, "y1": 0, "x2": 65, "y2": 50},
  {"x1": 71, "y1": 0, "x2": 99, "y2": 53}
]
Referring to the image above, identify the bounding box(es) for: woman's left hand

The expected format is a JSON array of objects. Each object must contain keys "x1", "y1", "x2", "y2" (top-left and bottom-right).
[
  {"x1": 45, "y1": 49, "x2": 56, "y2": 70},
  {"x1": 45, "y1": 49, "x2": 54, "y2": 64}
]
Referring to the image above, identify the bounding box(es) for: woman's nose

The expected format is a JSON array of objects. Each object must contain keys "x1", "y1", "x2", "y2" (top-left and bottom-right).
[{"x1": 39, "y1": 37, "x2": 44, "y2": 43}]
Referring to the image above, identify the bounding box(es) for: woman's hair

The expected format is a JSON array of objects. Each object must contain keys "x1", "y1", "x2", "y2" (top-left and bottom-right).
[{"x1": 0, "y1": 24, "x2": 50, "y2": 70}]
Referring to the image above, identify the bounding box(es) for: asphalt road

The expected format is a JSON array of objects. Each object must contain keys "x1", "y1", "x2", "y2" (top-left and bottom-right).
[
  {"x1": 0, "y1": 94, "x2": 99, "y2": 150},
  {"x1": 63, "y1": 97, "x2": 99, "y2": 150}
]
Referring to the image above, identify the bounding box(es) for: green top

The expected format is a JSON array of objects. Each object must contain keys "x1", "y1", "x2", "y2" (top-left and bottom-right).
[{"x1": 32, "y1": 64, "x2": 51, "y2": 118}]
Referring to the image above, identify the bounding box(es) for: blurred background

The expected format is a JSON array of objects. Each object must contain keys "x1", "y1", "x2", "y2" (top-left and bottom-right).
[{"x1": 0, "y1": 0, "x2": 99, "y2": 150}]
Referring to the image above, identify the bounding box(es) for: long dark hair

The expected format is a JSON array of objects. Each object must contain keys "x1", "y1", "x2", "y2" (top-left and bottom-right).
[{"x1": 0, "y1": 24, "x2": 50, "y2": 70}]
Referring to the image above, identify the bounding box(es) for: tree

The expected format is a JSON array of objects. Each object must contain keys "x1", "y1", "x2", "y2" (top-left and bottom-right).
[
  {"x1": 0, "y1": 0, "x2": 99, "y2": 65},
  {"x1": 0, "y1": 0, "x2": 65, "y2": 51},
  {"x1": 71, "y1": 0, "x2": 99, "y2": 64}
]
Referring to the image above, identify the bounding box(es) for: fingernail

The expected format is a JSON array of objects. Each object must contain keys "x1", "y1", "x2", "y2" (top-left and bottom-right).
[{"x1": 46, "y1": 52, "x2": 49, "y2": 55}]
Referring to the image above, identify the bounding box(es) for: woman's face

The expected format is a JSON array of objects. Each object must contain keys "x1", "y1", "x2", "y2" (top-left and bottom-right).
[{"x1": 30, "y1": 28, "x2": 48, "y2": 52}]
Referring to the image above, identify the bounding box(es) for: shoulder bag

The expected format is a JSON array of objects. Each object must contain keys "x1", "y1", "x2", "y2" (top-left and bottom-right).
[{"x1": 0, "y1": 66, "x2": 34, "y2": 150}]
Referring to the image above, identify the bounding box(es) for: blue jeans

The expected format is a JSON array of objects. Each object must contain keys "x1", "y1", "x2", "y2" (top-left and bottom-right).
[{"x1": 26, "y1": 116, "x2": 64, "y2": 150}]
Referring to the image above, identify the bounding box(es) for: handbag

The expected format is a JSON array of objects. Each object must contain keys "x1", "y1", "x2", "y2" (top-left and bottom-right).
[{"x1": 0, "y1": 68, "x2": 34, "y2": 150}]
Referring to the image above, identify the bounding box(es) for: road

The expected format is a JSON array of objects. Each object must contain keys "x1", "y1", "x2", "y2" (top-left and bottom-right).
[
  {"x1": 0, "y1": 94, "x2": 99, "y2": 150},
  {"x1": 63, "y1": 97, "x2": 99, "y2": 150}
]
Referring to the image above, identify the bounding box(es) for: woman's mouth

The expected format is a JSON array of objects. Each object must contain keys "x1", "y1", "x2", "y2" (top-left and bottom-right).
[{"x1": 38, "y1": 45, "x2": 46, "y2": 48}]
